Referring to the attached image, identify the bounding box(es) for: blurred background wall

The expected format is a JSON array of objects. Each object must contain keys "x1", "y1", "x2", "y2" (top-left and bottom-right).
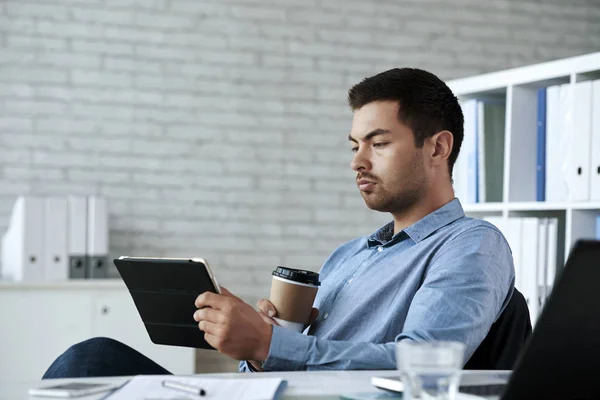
[{"x1": 1, "y1": 0, "x2": 600, "y2": 371}]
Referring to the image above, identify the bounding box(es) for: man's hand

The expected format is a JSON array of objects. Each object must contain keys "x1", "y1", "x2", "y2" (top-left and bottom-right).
[
  {"x1": 193, "y1": 287, "x2": 272, "y2": 361},
  {"x1": 256, "y1": 299, "x2": 320, "y2": 328},
  {"x1": 246, "y1": 300, "x2": 319, "y2": 371}
]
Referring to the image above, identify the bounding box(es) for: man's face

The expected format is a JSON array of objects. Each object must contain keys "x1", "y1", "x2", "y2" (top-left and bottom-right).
[{"x1": 349, "y1": 101, "x2": 428, "y2": 213}]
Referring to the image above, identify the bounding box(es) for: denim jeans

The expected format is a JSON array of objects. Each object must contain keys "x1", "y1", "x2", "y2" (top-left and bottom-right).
[{"x1": 42, "y1": 337, "x2": 172, "y2": 379}]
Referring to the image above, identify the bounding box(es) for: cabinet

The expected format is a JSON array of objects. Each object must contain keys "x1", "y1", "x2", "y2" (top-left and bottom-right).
[{"x1": 0, "y1": 280, "x2": 195, "y2": 381}]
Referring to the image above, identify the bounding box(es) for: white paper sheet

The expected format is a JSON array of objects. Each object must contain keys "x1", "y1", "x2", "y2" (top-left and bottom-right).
[{"x1": 105, "y1": 376, "x2": 284, "y2": 400}]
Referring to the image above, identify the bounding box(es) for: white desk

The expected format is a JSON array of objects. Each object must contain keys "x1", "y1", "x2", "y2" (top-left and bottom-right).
[{"x1": 0, "y1": 370, "x2": 510, "y2": 400}]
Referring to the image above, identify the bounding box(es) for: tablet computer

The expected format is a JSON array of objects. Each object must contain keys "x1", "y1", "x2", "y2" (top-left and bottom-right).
[{"x1": 113, "y1": 256, "x2": 221, "y2": 349}]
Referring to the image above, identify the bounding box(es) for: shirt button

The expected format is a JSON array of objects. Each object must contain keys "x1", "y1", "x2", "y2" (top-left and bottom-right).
[
  {"x1": 323, "y1": 313, "x2": 329, "y2": 320},
  {"x1": 377, "y1": 246, "x2": 383, "y2": 252},
  {"x1": 348, "y1": 279, "x2": 353, "y2": 284}
]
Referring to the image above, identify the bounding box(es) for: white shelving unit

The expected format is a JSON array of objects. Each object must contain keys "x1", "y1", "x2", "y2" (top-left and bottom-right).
[{"x1": 447, "y1": 52, "x2": 600, "y2": 271}]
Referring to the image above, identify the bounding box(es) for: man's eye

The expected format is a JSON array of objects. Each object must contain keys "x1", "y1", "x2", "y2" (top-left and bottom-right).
[
  {"x1": 373, "y1": 142, "x2": 388, "y2": 148},
  {"x1": 351, "y1": 147, "x2": 358, "y2": 153}
]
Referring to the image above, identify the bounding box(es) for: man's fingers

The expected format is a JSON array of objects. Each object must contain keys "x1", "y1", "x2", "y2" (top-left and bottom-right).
[
  {"x1": 256, "y1": 299, "x2": 277, "y2": 317},
  {"x1": 258, "y1": 311, "x2": 280, "y2": 326},
  {"x1": 195, "y1": 291, "x2": 222, "y2": 309},
  {"x1": 203, "y1": 332, "x2": 226, "y2": 354},
  {"x1": 198, "y1": 320, "x2": 220, "y2": 335},
  {"x1": 193, "y1": 307, "x2": 223, "y2": 323}
]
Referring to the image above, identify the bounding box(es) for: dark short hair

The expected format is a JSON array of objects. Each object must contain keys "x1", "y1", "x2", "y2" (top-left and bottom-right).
[{"x1": 347, "y1": 68, "x2": 464, "y2": 177}]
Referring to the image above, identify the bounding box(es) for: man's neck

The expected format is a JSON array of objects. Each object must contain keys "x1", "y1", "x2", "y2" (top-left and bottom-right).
[{"x1": 392, "y1": 186, "x2": 455, "y2": 235}]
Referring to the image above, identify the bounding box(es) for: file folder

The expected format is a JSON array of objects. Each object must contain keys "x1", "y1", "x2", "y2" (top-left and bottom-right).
[
  {"x1": 546, "y1": 84, "x2": 570, "y2": 202},
  {"x1": 569, "y1": 81, "x2": 592, "y2": 201},
  {"x1": 1, "y1": 196, "x2": 44, "y2": 281},
  {"x1": 504, "y1": 218, "x2": 523, "y2": 293},
  {"x1": 590, "y1": 80, "x2": 600, "y2": 201},
  {"x1": 521, "y1": 218, "x2": 539, "y2": 324},
  {"x1": 477, "y1": 101, "x2": 486, "y2": 203},
  {"x1": 462, "y1": 99, "x2": 478, "y2": 203},
  {"x1": 546, "y1": 218, "x2": 558, "y2": 293},
  {"x1": 454, "y1": 100, "x2": 476, "y2": 203},
  {"x1": 43, "y1": 197, "x2": 69, "y2": 281},
  {"x1": 536, "y1": 88, "x2": 547, "y2": 202},
  {"x1": 86, "y1": 196, "x2": 109, "y2": 279},
  {"x1": 67, "y1": 196, "x2": 87, "y2": 279},
  {"x1": 537, "y1": 218, "x2": 548, "y2": 311}
]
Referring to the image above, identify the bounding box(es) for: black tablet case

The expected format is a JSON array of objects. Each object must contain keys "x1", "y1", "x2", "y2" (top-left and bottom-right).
[{"x1": 114, "y1": 257, "x2": 218, "y2": 350}]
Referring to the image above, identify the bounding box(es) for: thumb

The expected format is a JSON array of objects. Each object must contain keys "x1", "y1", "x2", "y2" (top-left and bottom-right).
[{"x1": 257, "y1": 299, "x2": 277, "y2": 317}]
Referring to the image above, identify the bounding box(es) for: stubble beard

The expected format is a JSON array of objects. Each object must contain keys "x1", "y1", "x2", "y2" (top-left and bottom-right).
[
  {"x1": 360, "y1": 154, "x2": 428, "y2": 214},
  {"x1": 361, "y1": 181, "x2": 425, "y2": 214}
]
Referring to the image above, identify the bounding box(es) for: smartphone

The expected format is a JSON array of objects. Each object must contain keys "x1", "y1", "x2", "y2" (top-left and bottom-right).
[{"x1": 29, "y1": 382, "x2": 120, "y2": 398}]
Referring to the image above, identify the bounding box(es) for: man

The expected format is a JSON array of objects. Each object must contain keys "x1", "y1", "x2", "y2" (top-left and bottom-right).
[{"x1": 43, "y1": 68, "x2": 514, "y2": 378}]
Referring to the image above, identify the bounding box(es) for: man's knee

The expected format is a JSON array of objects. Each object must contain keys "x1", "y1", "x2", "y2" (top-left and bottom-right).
[
  {"x1": 63, "y1": 337, "x2": 126, "y2": 358},
  {"x1": 43, "y1": 337, "x2": 132, "y2": 379}
]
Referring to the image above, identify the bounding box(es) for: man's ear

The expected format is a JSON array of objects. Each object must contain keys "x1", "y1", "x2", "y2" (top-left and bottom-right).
[{"x1": 428, "y1": 130, "x2": 454, "y2": 166}]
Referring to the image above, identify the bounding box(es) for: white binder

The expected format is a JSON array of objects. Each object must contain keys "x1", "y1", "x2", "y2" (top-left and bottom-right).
[
  {"x1": 454, "y1": 100, "x2": 477, "y2": 203},
  {"x1": 453, "y1": 145, "x2": 468, "y2": 202},
  {"x1": 569, "y1": 81, "x2": 593, "y2": 201},
  {"x1": 546, "y1": 85, "x2": 569, "y2": 202},
  {"x1": 43, "y1": 197, "x2": 69, "y2": 281},
  {"x1": 462, "y1": 99, "x2": 478, "y2": 203},
  {"x1": 521, "y1": 218, "x2": 539, "y2": 325},
  {"x1": 477, "y1": 101, "x2": 486, "y2": 203},
  {"x1": 536, "y1": 219, "x2": 548, "y2": 311},
  {"x1": 590, "y1": 80, "x2": 600, "y2": 201},
  {"x1": 504, "y1": 218, "x2": 523, "y2": 293},
  {"x1": 1, "y1": 196, "x2": 45, "y2": 281},
  {"x1": 546, "y1": 218, "x2": 558, "y2": 296},
  {"x1": 67, "y1": 196, "x2": 88, "y2": 279},
  {"x1": 87, "y1": 196, "x2": 109, "y2": 278}
]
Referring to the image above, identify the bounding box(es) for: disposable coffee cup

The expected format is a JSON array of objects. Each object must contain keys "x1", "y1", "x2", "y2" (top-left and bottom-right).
[{"x1": 269, "y1": 266, "x2": 320, "y2": 332}]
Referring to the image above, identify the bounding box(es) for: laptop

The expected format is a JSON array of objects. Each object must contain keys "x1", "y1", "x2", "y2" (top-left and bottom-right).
[{"x1": 373, "y1": 239, "x2": 600, "y2": 399}]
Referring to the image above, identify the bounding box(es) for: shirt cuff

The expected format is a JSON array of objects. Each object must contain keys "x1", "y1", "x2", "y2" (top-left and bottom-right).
[
  {"x1": 238, "y1": 360, "x2": 254, "y2": 373},
  {"x1": 261, "y1": 325, "x2": 311, "y2": 371}
]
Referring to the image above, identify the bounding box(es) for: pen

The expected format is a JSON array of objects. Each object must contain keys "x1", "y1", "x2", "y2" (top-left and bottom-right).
[{"x1": 162, "y1": 379, "x2": 206, "y2": 397}]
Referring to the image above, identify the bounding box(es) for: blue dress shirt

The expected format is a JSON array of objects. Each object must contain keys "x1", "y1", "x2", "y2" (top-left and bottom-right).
[{"x1": 240, "y1": 199, "x2": 515, "y2": 371}]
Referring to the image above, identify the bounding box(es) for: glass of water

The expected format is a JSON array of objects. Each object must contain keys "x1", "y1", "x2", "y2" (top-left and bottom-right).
[{"x1": 396, "y1": 341, "x2": 466, "y2": 400}]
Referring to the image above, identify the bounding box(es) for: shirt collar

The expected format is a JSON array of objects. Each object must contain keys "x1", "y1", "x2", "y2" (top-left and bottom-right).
[{"x1": 367, "y1": 198, "x2": 465, "y2": 248}]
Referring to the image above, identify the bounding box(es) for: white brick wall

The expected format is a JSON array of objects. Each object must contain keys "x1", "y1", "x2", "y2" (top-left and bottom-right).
[{"x1": 1, "y1": 0, "x2": 600, "y2": 372}]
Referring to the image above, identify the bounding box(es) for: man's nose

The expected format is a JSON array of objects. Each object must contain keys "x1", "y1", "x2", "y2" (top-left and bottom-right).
[{"x1": 351, "y1": 147, "x2": 370, "y2": 172}]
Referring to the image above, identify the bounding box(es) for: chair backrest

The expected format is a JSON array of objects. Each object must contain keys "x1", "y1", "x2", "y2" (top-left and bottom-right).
[{"x1": 464, "y1": 288, "x2": 532, "y2": 370}]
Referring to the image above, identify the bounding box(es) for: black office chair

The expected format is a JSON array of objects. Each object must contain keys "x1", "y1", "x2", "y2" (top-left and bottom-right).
[{"x1": 464, "y1": 288, "x2": 532, "y2": 370}]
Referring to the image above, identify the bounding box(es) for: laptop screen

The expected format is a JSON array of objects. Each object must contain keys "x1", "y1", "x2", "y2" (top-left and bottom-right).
[{"x1": 502, "y1": 240, "x2": 600, "y2": 399}]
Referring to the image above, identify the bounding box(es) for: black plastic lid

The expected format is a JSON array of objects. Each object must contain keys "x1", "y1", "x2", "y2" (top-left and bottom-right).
[{"x1": 272, "y1": 266, "x2": 320, "y2": 286}]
